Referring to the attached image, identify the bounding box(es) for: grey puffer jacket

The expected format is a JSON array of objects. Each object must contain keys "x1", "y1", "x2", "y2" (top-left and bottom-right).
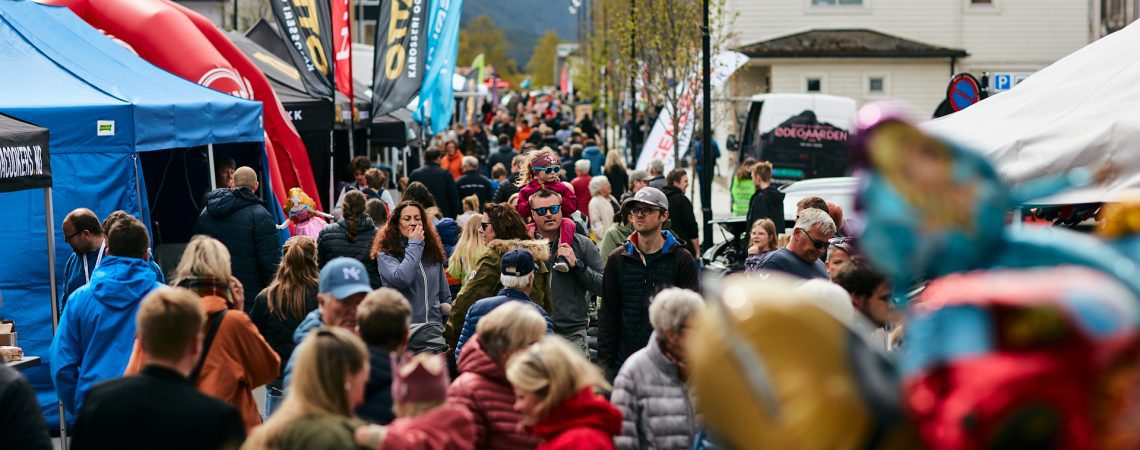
[{"x1": 611, "y1": 333, "x2": 699, "y2": 450}]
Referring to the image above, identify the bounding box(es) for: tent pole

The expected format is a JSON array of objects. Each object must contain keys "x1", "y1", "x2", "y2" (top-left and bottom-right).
[
  {"x1": 44, "y1": 187, "x2": 69, "y2": 449},
  {"x1": 207, "y1": 144, "x2": 217, "y2": 190},
  {"x1": 348, "y1": 124, "x2": 357, "y2": 160},
  {"x1": 329, "y1": 130, "x2": 336, "y2": 213}
]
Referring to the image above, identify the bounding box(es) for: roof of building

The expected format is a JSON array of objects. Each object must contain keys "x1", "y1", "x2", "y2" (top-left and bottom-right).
[{"x1": 738, "y1": 29, "x2": 968, "y2": 58}]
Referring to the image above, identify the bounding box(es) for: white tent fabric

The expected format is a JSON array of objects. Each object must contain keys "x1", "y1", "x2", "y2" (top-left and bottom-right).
[{"x1": 923, "y1": 21, "x2": 1140, "y2": 205}]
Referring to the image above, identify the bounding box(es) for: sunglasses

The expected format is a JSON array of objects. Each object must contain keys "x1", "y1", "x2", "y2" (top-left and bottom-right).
[
  {"x1": 796, "y1": 227, "x2": 828, "y2": 250},
  {"x1": 629, "y1": 206, "x2": 661, "y2": 216},
  {"x1": 533, "y1": 205, "x2": 562, "y2": 216},
  {"x1": 479, "y1": 222, "x2": 492, "y2": 230},
  {"x1": 532, "y1": 166, "x2": 559, "y2": 175}
]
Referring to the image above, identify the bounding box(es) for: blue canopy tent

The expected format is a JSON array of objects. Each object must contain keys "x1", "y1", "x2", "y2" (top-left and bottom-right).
[{"x1": 0, "y1": 0, "x2": 285, "y2": 430}]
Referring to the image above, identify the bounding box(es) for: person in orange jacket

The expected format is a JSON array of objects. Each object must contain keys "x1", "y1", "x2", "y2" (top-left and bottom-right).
[
  {"x1": 441, "y1": 140, "x2": 465, "y2": 180},
  {"x1": 124, "y1": 236, "x2": 280, "y2": 432}
]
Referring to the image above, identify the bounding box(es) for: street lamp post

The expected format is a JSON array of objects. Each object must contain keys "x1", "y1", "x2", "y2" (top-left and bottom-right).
[
  {"x1": 628, "y1": 0, "x2": 638, "y2": 164},
  {"x1": 699, "y1": 0, "x2": 713, "y2": 250}
]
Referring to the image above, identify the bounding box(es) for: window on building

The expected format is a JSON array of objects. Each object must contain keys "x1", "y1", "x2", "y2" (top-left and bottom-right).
[
  {"x1": 812, "y1": 0, "x2": 863, "y2": 4},
  {"x1": 869, "y1": 77, "x2": 885, "y2": 93},
  {"x1": 806, "y1": 78, "x2": 822, "y2": 92}
]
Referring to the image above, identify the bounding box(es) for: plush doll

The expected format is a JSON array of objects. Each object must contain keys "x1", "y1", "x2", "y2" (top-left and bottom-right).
[{"x1": 279, "y1": 188, "x2": 329, "y2": 239}]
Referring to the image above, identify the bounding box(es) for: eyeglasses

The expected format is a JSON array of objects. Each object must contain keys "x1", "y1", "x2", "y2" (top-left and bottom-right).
[
  {"x1": 479, "y1": 222, "x2": 492, "y2": 230},
  {"x1": 532, "y1": 205, "x2": 561, "y2": 216},
  {"x1": 629, "y1": 206, "x2": 661, "y2": 216},
  {"x1": 796, "y1": 227, "x2": 828, "y2": 250},
  {"x1": 64, "y1": 230, "x2": 82, "y2": 241},
  {"x1": 532, "y1": 166, "x2": 559, "y2": 175}
]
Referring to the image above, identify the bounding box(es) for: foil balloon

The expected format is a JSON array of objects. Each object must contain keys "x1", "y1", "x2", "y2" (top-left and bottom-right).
[
  {"x1": 689, "y1": 273, "x2": 920, "y2": 450},
  {"x1": 849, "y1": 102, "x2": 1140, "y2": 302},
  {"x1": 901, "y1": 267, "x2": 1140, "y2": 450}
]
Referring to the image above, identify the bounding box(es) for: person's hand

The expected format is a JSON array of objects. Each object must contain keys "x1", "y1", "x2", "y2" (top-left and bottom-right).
[
  {"x1": 748, "y1": 245, "x2": 760, "y2": 255},
  {"x1": 355, "y1": 424, "x2": 387, "y2": 449},
  {"x1": 228, "y1": 276, "x2": 245, "y2": 311},
  {"x1": 557, "y1": 243, "x2": 577, "y2": 267},
  {"x1": 440, "y1": 303, "x2": 452, "y2": 316},
  {"x1": 408, "y1": 224, "x2": 425, "y2": 241}
]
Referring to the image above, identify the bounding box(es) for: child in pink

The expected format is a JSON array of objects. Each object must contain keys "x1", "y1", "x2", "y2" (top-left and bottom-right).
[{"x1": 516, "y1": 149, "x2": 578, "y2": 271}]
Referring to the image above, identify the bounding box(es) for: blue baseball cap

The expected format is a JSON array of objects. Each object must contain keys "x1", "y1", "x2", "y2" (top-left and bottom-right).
[
  {"x1": 501, "y1": 248, "x2": 536, "y2": 276},
  {"x1": 320, "y1": 257, "x2": 373, "y2": 300}
]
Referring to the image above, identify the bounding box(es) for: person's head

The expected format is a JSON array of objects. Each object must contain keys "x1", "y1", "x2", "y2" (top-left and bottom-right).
[
  {"x1": 106, "y1": 215, "x2": 150, "y2": 260},
  {"x1": 402, "y1": 181, "x2": 438, "y2": 209},
  {"x1": 216, "y1": 157, "x2": 237, "y2": 189},
  {"x1": 510, "y1": 154, "x2": 527, "y2": 173},
  {"x1": 796, "y1": 196, "x2": 829, "y2": 216},
  {"x1": 462, "y1": 155, "x2": 479, "y2": 172},
  {"x1": 570, "y1": 144, "x2": 584, "y2": 160},
  {"x1": 794, "y1": 279, "x2": 855, "y2": 323},
  {"x1": 736, "y1": 158, "x2": 757, "y2": 180},
  {"x1": 621, "y1": 187, "x2": 670, "y2": 235},
  {"x1": 265, "y1": 236, "x2": 320, "y2": 321},
  {"x1": 604, "y1": 150, "x2": 627, "y2": 172},
  {"x1": 528, "y1": 189, "x2": 565, "y2": 236},
  {"x1": 349, "y1": 156, "x2": 372, "y2": 186},
  {"x1": 136, "y1": 287, "x2": 206, "y2": 372},
  {"x1": 373, "y1": 201, "x2": 447, "y2": 264},
  {"x1": 492, "y1": 163, "x2": 508, "y2": 181},
  {"x1": 574, "y1": 159, "x2": 590, "y2": 176},
  {"x1": 451, "y1": 213, "x2": 486, "y2": 267},
  {"x1": 498, "y1": 133, "x2": 511, "y2": 146},
  {"x1": 365, "y1": 199, "x2": 389, "y2": 228},
  {"x1": 751, "y1": 161, "x2": 773, "y2": 187},
  {"x1": 365, "y1": 168, "x2": 387, "y2": 191},
  {"x1": 425, "y1": 147, "x2": 442, "y2": 164},
  {"x1": 173, "y1": 234, "x2": 232, "y2": 299},
  {"x1": 826, "y1": 202, "x2": 845, "y2": 233},
  {"x1": 507, "y1": 336, "x2": 609, "y2": 425},
  {"x1": 476, "y1": 302, "x2": 546, "y2": 367},
  {"x1": 482, "y1": 203, "x2": 529, "y2": 243},
  {"x1": 833, "y1": 264, "x2": 892, "y2": 328},
  {"x1": 649, "y1": 288, "x2": 704, "y2": 363},
  {"x1": 445, "y1": 140, "x2": 458, "y2": 155},
  {"x1": 629, "y1": 170, "x2": 651, "y2": 193},
  {"x1": 341, "y1": 190, "x2": 367, "y2": 241},
  {"x1": 100, "y1": 210, "x2": 131, "y2": 237},
  {"x1": 788, "y1": 208, "x2": 837, "y2": 263},
  {"x1": 392, "y1": 353, "x2": 451, "y2": 418},
  {"x1": 292, "y1": 327, "x2": 371, "y2": 415},
  {"x1": 356, "y1": 288, "x2": 411, "y2": 352},
  {"x1": 500, "y1": 248, "x2": 537, "y2": 294},
  {"x1": 233, "y1": 166, "x2": 258, "y2": 191},
  {"x1": 63, "y1": 208, "x2": 103, "y2": 253},
  {"x1": 826, "y1": 240, "x2": 855, "y2": 280},
  {"x1": 521, "y1": 148, "x2": 562, "y2": 185},
  {"x1": 666, "y1": 168, "x2": 688, "y2": 191},
  {"x1": 462, "y1": 194, "x2": 480, "y2": 213},
  {"x1": 317, "y1": 257, "x2": 374, "y2": 330},
  {"x1": 648, "y1": 159, "x2": 665, "y2": 177},
  {"x1": 750, "y1": 218, "x2": 778, "y2": 253},
  {"x1": 588, "y1": 175, "x2": 611, "y2": 198}
]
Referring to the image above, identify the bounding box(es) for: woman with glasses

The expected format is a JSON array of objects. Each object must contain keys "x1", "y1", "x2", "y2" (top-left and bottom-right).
[
  {"x1": 507, "y1": 336, "x2": 621, "y2": 450},
  {"x1": 373, "y1": 201, "x2": 452, "y2": 325},
  {"x1": 744, "y1": 218, "x2": 780, "y2": 272}
]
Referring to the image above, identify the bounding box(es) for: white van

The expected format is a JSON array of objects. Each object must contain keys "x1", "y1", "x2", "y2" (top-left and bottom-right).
[{"x1": 738, "y1": 94, "x2": 857, "y2": 183}]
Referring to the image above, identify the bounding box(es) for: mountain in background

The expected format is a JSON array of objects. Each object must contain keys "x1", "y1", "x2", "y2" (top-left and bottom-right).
[{"x1": 461, "y1": 0, "x2": 578, "y2": 71}]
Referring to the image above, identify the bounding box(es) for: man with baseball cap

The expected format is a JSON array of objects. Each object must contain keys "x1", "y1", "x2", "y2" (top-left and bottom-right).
[
  {"x1": 281, "y1": 257, "x2": 374, "y2": 395},
  {"x1": 599, "y1": 187, "x2": 700, "y2": 379},
  {"x1": 453, "y1": 249, "x2": 553, "y2": 359}
]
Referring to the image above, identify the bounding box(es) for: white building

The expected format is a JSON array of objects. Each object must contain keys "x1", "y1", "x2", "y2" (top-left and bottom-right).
[{"x1": 723, "y1": 0, "x2": 1099, "y2": 118}]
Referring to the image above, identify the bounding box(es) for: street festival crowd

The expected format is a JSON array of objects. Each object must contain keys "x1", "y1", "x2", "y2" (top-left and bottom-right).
[{"x1": 5, "y1": 93, "x2": 1138, "y2": 450}]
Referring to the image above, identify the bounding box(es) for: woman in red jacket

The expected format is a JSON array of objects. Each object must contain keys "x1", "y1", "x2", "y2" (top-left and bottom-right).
[
  {"x1": 507, "y1": 336, "x2": 621, "y2": 450},
  {"x1": 448, "y1": 302, "x2": 548, "y2": 449}
]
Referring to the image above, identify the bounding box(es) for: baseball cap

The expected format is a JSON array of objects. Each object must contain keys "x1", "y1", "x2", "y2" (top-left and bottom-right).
[
  {"x1": 629, "y1": 170, "x2": 650, "y2": 184},
  {"x1": 501, "y1": 248, "x2": 537, "y2": 276},
  {"x1": 621, "y1": 186, "x2": 669, "y2": 211},
  {"x1": 319, "y1": 257, "x2": 373, "y2": 300}
]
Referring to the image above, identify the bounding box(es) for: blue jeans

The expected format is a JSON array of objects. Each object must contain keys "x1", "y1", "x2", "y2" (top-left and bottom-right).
[{"x1": 265, "y1": 386, "x2": 284, "y2": 418}]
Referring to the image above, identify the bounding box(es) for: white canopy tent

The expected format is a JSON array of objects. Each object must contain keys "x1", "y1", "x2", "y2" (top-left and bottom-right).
[{"x1": 923, "y1": 21, "x2": 1140, "y2": 205}]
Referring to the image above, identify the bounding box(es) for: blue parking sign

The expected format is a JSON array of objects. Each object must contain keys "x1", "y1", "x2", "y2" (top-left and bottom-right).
[{"x1": 994, "y1": 74, "x2": 1012, "y2": 91}]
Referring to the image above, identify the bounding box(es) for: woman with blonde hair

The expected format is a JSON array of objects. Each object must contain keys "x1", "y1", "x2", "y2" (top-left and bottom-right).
[
  {"x1": 457, "y1": 194, "x2": 480, "y2": 229},
  {"x1": 125, "y1": 235, "x2": 280, "y2": 432},
  {"x1": 448, "y1": 213, "x2": 486, "y2": 287},
  {"x1": 250, "y1": 235, "x2": 321, "y2": 416},
  {"x1": 603, "y1": 150, "x2": 629, "y2": 200},
  {"x1": 243, "y1": 328, "x2": 371, "y2": 450},
  {"x1": 507, "y1": 336, "x2": 621, "y2": 449}
]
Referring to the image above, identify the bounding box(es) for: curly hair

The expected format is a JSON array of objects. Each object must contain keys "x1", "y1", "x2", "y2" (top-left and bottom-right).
[
  {"x1": 371, "y1": 201, "x2": 447, "y2": 264},
  {"x1": 483, "y1": 203, "x2": 531, "y2": 240}
]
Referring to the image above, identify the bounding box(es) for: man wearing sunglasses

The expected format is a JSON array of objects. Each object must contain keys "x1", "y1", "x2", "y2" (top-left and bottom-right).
[
  {"x1": 753, "y1": 208, "x2": 835, "y2": 280},
  {"x1": 599, "y1": 187, "x2": 700, "y2": 380}
]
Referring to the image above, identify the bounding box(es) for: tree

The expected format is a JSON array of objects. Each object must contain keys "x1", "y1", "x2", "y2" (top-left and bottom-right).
[
  {"x1": 457, "y1": 15, "x2": 522, "y2": 83},
  {"x1": 527, "y1": 30, "x2": 561, "y2": 88}
]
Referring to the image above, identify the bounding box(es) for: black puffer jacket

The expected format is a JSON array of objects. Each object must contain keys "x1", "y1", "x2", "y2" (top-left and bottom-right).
[
  {"x1": 356, "y1": 346, "x2": 396, "y2": 425},
  {"x1": 409, "y1": 163, "x2": 461, "y2": 218},
  {"x1": 195, "y1": 188, "x2": 281, "y2": 299},
  {"x1": 317, "y1": 216, "x2": 382, "y2": 288},
  {"x1": 599, "y1": 231, "x2": 699, "y2": 379},
  {"x1": 456, "y1": 170, "x2": 495, "y2": 210},
  {"x1": 248, "y1": 286, "x2": 319, "y2": 387}
]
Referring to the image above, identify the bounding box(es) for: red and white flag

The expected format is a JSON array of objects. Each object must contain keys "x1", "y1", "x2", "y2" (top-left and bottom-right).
[{"x1": 331, "y1": 0, "x2": 353, "y2": 105}]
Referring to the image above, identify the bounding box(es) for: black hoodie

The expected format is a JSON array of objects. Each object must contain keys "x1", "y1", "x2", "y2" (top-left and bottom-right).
[
  {"x1": 746, "y1": 185, "x2": 787, "y2": 233},
  {"x1": 195, "y1": 187, "x2": 281, "y2": 301}
]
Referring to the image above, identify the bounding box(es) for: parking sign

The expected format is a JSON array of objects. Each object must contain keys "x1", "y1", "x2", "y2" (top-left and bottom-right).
[{"x1": 994, "y1": 73, "x2": 1013, "y2": 91}]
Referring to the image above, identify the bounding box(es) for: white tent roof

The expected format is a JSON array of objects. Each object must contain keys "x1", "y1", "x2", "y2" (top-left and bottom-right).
[{"x1": 923, "y1": 21, "x2": 1140, "y2": 205}]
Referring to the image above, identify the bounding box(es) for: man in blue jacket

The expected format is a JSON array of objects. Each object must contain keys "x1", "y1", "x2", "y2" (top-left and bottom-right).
[
  {"x1": 454, "y1": 249, "x2": 553, "y2": 359},
  {"x1": 51, "y1": 215, "x2": 163, "y2": 424},
  {"x1": 582, "y1": 139, "x2": 605, "y2": 176}
]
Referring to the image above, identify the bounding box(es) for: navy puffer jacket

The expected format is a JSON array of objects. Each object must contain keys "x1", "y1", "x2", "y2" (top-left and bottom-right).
[
  {"x1": 317, "y1": 216, "x2": 382, "y2": 288},
  {"x1": 195, "y1": 188, "x2": 281, "y2": 299}
]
